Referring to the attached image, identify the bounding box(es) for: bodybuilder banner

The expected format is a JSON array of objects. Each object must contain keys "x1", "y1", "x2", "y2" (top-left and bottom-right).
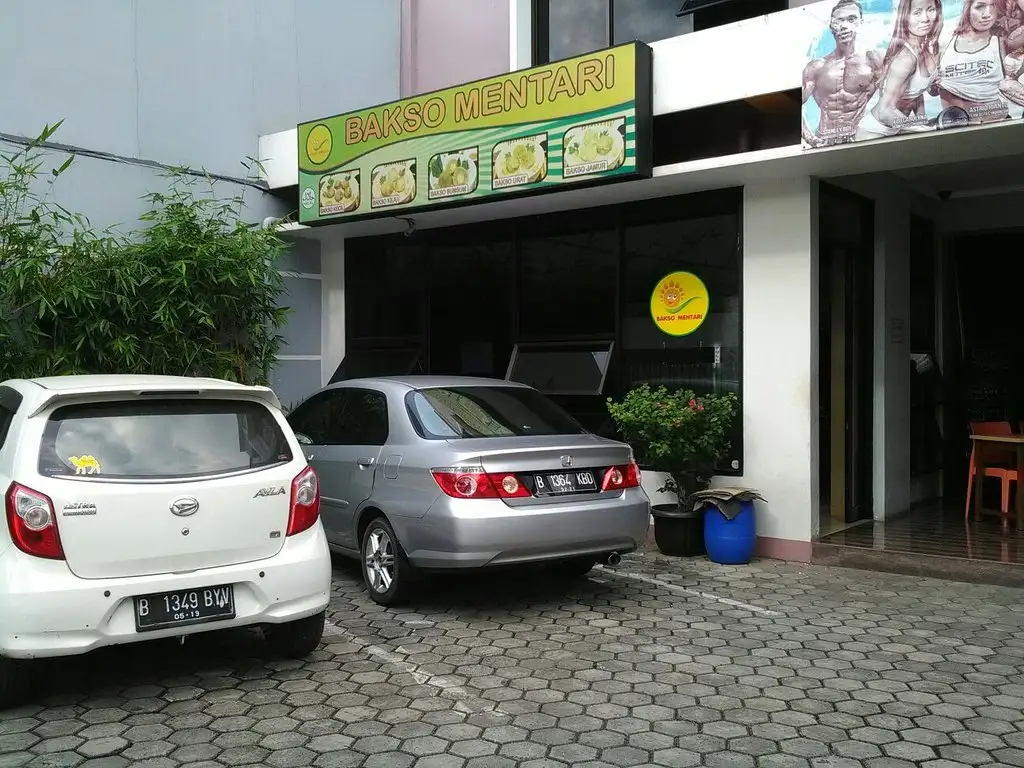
[{"x1": 802, "y1": 0, "x2": 1024, "y2": 147}]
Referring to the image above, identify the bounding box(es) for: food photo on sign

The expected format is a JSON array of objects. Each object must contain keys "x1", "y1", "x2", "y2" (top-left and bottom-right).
[{"x1": 801, "y1": 0, "x2": 1024, "y2": 148}]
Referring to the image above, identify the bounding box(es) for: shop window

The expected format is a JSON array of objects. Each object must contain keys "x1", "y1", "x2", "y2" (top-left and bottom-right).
[
  {"x1": 621, "y1": 211, "x2": 741, "y2": 468},
  {"x1": 346, "y1": 243, "x2": 424, "y2": 341},
  {"x1": 427, "y1": 239, "x2": 515, "y2": 378},
  {"x1": 507, "y1": 340, "x2": 615, "y2": 395},
  {"x1": 519, "y1": 228, "x2": 617, "y2": 338},
  {"x1": 536, "y1": 0, "x2": 610, "y2": 62},
  {"x1": 533, "y1": 0, "x2": 785, "y2": 63},
  {"x1": 614, "y1": 0, "x2": 693, "y2": 44}
]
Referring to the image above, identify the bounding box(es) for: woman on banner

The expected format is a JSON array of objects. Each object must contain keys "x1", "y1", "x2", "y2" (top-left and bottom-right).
[
  {"x1": 856, "y1": 0, "x2": 944, "y2": 139},
  {"x1": 936, "y1": 0, "x2": 1024, "y2": 122},
  {"x1": 996, "y1": 0, "x2": 1024, "y2": 105}
]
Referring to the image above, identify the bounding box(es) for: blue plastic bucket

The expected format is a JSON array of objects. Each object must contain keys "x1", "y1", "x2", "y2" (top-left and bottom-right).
[{"x1": 704, "y1": 499, "x2": 757, "y2": 565}]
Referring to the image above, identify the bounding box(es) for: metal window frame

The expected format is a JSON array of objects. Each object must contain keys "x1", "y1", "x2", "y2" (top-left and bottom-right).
[{"x1": 676, "y1": 0, "x2": 737, "y2": 16}]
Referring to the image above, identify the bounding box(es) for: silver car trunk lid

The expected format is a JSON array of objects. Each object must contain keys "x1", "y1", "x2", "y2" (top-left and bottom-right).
[{"x1": 446, "y1": 434, "x2": 631, "y2": 474}]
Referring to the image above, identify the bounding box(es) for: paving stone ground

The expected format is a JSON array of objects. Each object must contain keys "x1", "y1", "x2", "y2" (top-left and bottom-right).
[{"x1": 2, "y1": 552, "x2": 1024, "y2": 768}]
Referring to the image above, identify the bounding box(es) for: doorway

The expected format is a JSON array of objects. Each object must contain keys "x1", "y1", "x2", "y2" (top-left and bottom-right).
[{"x1": 818, "y1": 185, "x2": 875, "y2": 531}]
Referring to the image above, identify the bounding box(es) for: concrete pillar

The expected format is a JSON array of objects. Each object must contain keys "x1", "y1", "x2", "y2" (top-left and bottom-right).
[{"x1": 733, "y1": 177, "x2": 819, "y2": 560}]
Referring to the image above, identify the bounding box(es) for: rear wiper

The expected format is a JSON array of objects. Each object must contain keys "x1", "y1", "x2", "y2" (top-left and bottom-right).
[{"x1": 448, "y1": 413, "x2": 482, "y2": 438}]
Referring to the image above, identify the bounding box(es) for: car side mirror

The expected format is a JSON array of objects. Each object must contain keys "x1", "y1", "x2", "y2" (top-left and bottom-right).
[{"x1": 294, "y1": 432, "x2": 314, "y2": 446}]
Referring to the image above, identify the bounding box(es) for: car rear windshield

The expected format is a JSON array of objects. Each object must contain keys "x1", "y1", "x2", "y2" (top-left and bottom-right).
[
  {"x1": 38, "y1": 398, "x2": 293, "y2": 480},
  {"x1": 406, "y1": 386, "x2": 586, "y2": 440}
]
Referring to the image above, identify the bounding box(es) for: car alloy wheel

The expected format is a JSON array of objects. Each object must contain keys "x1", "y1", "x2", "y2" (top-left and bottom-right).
[
  {"x1": 361, "y1": 517, "x2": 411, "y2": 606},
  {"x1": 365, "y1": 528, "x2": 396, "y2": 594}
]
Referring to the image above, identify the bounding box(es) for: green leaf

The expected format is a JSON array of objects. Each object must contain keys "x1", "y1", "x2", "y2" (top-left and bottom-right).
[{"x1": 0, "y1": 122, "x2": 291, "y2": 384}]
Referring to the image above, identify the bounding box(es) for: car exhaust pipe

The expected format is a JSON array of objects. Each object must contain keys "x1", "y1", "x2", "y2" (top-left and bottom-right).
[{"x1": 605, "y1": 552, "x2": 621, "y2": 567}]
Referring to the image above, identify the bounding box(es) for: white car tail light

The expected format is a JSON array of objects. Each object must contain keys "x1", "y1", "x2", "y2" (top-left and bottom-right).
[
  {"x1": 431, "y1": 468, "x2": 531, "y2": 499},
  {"x1": 601, "y1": 461, "x2": 642, "y2": 492},
  {"x1": 287, "y1": 467, "x2": 321, "y2": 536},
  {"x1": 5, "y1": 482, "x2": 64, "y2": 559}
]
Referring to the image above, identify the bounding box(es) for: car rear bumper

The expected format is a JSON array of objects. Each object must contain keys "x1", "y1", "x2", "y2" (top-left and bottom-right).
[
  {"x1": 0, "y1": 523, "x2": 332, "y2": 659},
  {"x1": 402, "y1": 489, "x2": 650, "y2": 569}
]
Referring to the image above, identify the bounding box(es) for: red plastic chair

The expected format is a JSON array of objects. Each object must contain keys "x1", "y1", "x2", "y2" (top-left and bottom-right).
[{"x1": 965, "y1": 421, "x2": 1018, "y2": 520}]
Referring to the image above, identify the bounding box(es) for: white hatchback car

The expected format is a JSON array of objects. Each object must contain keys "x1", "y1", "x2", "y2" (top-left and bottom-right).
[{"x1": 0, "y1": 375, "x2": 333, "y2": 707}]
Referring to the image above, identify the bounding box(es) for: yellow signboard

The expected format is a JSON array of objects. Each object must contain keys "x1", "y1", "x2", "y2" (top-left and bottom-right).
[
  {"x1": 298, "y1": 42, "x2": 652, "y2": 224},
  {"x1": 650, "y1": 272, "x2": 710, "y2": 337}
]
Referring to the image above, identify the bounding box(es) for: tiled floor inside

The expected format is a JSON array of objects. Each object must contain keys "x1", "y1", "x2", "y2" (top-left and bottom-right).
[{"x1": 818, "y1": 498, "x2": 1024, "y2": 564}]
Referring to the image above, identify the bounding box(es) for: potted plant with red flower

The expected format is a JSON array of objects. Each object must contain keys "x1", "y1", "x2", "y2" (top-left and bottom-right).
[{"x1": 607, "y1": 384, "x2": 739, "y2": 556}]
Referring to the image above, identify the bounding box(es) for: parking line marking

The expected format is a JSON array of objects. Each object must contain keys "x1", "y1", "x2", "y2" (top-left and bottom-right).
[
  {"x1": 594, "y1": 567, "x2": 782, "y2": 617},
  {"x1": 323, "y1": 621, "x2": 508, "y2": 717}
]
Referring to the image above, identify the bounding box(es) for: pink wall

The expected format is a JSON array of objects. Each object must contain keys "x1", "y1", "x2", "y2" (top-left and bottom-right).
[{"x1": 401, "y1": 0, "x2": 511, "y2": 97}]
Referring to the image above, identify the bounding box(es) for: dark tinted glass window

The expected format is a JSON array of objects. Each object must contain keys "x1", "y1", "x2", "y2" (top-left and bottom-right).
[
  {"x1": 544, "y1": 0, "x2": 609, "y2": 61},
  {"x1": 520, "y1": 229, "x2": 617, "y2": 337},
  {"x1": 288, "y1": 391, "x2": 344, "y2": 444},
  {"x1": 507, "y1": 341, "x2": 614, "y2": 394},
  {"x1": 622, "y1": 214, "x2": 739, "y2": 392},
  {"x1": 0, "y1": 406, "x2": 14, "y2": 452},
  {"x1": 39, "y1": 399, "x2": 292, "y2": 480},
  {"x1": 535, "y1": 0, "x2": 786, "y2": 63},
  {"x1": 337, "y1": 390, "x2": 389, "y2": 446},
  {"x1": 613, "y1": 0, "x2": 692, "y2": 44},
  {"x1": 406, "y1": 386, "x2": 586, "y2": 439},
  {"x1": 330, "y1": 348, "x2": 423, "y2": 384},
  {"x1": 428, "y1": 239, "x2": 515, "y2": 378},
  {"x1": 347, "y1": 244, "x2": 423, "y2": 340}
]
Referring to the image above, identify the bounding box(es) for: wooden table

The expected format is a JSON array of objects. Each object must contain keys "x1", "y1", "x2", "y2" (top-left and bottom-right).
[{"x1": 970, "y1": 434, "x2": 1024, "y2": 531}]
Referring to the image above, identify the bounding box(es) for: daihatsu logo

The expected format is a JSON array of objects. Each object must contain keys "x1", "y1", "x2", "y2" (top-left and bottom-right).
[
  {"x1": 170, "y1": 497, "x2": 200, "y2": 517},
  {"x1": 561, "y1": 455, "x2": 573, "y2": 468}
]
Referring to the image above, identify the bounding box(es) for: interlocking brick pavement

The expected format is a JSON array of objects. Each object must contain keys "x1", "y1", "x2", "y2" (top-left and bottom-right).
[{"x1": 2, "y1": 552, "x2": 1024, "y2": 767}]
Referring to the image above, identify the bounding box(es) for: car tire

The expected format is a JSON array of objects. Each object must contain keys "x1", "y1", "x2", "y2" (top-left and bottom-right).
[
  {"x1": 549, "y1": 557, "x2": 598, "y2": 578},
  {"x1": 265, "y1": 611, "x2": 326, "y2": 658},
  {"x1": 361, "y1": 516, "x2": 412, "y2": 607},
  {"x1": 0, "y1": 656, "x2": 30, "y2": 709}
]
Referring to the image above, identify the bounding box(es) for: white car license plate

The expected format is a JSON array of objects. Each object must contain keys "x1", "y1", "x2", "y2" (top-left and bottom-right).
[{"x1": 134, "y1": 584, "x2": 235, "y2": 632}]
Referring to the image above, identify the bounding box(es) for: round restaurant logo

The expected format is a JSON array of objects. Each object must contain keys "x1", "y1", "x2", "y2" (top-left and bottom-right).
[
  {"x1": 650, "y1": 271, "x2": 709, "y2": 337},
  {"x1": 305, "y1": 123, "x2": 333, "y2": 165}
]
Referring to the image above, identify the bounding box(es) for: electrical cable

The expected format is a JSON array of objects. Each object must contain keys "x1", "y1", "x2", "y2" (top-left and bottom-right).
[{"x1": 0, "y1": 131, "x2": 268, "y2": 191}]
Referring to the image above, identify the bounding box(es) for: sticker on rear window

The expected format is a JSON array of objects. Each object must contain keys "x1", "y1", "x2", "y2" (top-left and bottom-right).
[{"x1": 68, "y1": 455, "x2": 102, "y2": 475}]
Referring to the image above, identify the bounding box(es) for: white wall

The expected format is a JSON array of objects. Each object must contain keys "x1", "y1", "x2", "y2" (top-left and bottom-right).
[
  {"x1": 650, "y1": 5, "x2": 823, "y2": 115},
  {"x1": 731, "y1": 177, "x2": 819, "y2": 549}
]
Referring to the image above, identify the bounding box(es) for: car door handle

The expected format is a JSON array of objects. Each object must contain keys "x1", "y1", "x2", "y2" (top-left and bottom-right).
[{"x1": 357, "y1": 457, "x2": 375, "y2": 467}]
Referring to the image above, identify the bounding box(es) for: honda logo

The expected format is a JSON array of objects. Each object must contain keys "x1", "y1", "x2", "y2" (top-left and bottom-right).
[
  {"x1": 170, "y1": 497, "x2": 200, "y2": 517},
  {"x1": 561, "y1": 455, "x2": 573, "y2": 468}
]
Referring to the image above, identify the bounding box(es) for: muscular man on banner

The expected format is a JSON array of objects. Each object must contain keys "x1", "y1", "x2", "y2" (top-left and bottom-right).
[{"x1": 802, "y1": 0, "x2": 885, "y2": 146}]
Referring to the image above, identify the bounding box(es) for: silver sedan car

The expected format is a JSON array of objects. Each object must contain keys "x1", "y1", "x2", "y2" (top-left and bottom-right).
[{"x1": 286, "y1": 376, "x2": 650, "y2": 605}]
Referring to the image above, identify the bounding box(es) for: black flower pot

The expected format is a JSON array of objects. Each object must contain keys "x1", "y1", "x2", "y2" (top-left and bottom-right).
[{"x1": 651, "y1": 503, "x2": 706, "y2": 557}]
